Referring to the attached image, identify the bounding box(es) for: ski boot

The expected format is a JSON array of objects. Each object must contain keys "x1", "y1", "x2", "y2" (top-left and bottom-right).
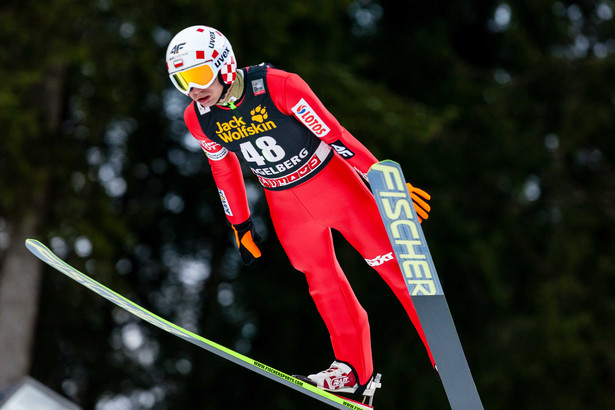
[{"x1": 294, "y1": 361, "x2": 382, "y2": 405}]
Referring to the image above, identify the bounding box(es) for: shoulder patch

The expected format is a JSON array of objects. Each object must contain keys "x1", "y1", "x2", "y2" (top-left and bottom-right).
[
  {"x1": 200, "y1": 140, "x2": 229, "y2": 161},
  {"x1": 251, "y1": 78, "x2": 266, "y2": 96},
  {"x1": 291, "y1": 98, "x2": 330, "y2": 137},
  {"x1": 329, "y1": 140, "x2": 355, "y2": 158}
]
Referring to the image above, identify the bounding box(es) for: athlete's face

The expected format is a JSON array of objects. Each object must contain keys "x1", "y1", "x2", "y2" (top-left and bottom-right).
[{"x1": 188, "y1": 77, "x2": 224, "y2": 107}]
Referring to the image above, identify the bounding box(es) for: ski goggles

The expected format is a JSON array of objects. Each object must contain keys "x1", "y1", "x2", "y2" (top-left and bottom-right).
[{"x1": 169, "y1": 63, "x2": 216, "y2": 94}]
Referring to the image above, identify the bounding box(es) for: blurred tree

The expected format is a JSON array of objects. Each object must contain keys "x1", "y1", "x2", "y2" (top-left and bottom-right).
[
  {"x1": 0, "y1": 0, "x2": 85, "y2": 387},
  {"x1": 0, "y1": 0, "x2": 160, "y2": 393},
  {"x1": 1, "y1": 0, "x2": 614, "y2": 409}
]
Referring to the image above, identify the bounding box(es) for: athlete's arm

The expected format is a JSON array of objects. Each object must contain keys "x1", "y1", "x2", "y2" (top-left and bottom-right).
[
  {"x1": 184, "y1": 104, "x2": 251, "y2": 225},
  {"x1": 266, "y1": 69, "x2": 432, "y2": 221},
  {"x1": 266, "y1": 69, "x2": 378, "y2": 177}
]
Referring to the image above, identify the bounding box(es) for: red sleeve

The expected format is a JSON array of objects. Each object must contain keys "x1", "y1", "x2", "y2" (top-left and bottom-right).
[
  {"x1": 266, "y1": 68, "x2": 378, "y2": 176},
  {"x1": 184, "y1": 104, "x2": 250, "y2": 225}
]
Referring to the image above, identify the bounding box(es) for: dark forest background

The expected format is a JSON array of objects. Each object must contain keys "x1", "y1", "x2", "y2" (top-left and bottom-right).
[{"x1": 1, "y1": 0, "x2": 614, "y2": 409}]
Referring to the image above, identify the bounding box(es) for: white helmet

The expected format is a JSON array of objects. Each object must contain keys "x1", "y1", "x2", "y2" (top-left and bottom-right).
[{"x1": 166, "y1": 25, "x2": 237, "y2": 95}]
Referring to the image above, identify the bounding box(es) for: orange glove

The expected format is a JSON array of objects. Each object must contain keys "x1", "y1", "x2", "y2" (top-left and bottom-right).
[
  {"x1": 407, "y1": 183, "x2": 431, "y2": 223},
  {"x1": 231, "y1": 218, "x2": 262, "y2": 265}
]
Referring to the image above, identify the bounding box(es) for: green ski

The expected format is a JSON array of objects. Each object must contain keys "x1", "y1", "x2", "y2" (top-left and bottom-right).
[{"x1": 25, "y1": 239, "x2": 373, "y2": 410}]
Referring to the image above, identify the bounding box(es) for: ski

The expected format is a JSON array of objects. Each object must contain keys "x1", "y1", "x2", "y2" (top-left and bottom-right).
[
  {"x1": 25, "y1": 239, "x2": 373, "y2": 410},
  {"x1": 367, "y1": 161, "x2": 483, "y2": 410}
]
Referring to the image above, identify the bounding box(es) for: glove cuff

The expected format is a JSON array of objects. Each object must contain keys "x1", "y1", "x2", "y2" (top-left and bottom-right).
[{"x1": 232, "y1": 218, "x2": 253, "y2": 232}]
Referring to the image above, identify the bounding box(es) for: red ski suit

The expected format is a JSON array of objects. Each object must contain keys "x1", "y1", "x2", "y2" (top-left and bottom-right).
[{"x1": 184, "y1": 64, "x2": 434, "y2": 385}]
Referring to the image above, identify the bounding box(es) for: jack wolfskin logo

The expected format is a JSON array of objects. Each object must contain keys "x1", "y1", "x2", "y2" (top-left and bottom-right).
[
  {"x1": 251, "y1": 105, "x2": 268, "y2": 123},
  {"x1": 214, "y1": 110, "x2": 277, "y2": 143}
]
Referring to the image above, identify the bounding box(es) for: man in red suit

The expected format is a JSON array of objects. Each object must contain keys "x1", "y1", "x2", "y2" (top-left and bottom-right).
[{"x1": 166, "y1": 25, "x2": 434, "y2": 398}]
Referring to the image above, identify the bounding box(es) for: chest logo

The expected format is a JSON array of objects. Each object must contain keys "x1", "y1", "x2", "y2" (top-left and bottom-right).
[
  {"x1": 214, "y1": 105, "x2": 277, "y2": 143},
  {"x1": 251, "y1": 105, "x2": 268, "y2": 123}
]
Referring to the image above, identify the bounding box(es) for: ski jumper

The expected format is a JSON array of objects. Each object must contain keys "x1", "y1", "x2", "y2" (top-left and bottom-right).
[{"x1": 184, "y1": 64, "x2": 435, "y2": 385}]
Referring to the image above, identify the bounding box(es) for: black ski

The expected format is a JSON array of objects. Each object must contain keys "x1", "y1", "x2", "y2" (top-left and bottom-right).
[{"x1": 367, "y1": 160, "x2": 483, "y2": 410}]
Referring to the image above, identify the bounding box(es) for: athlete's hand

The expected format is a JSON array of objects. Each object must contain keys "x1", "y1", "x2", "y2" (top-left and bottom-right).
[
  {"x1": 232, "y1": 218, "x2": 262, "y2": 265},
  {"x1": 407, "y1": 183, "x2": 431, "y2": 223}
]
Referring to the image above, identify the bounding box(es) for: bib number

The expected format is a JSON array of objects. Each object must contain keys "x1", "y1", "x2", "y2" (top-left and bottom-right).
[{"x1": 240, "y1": 136, "x2": 285, "y2": 166}]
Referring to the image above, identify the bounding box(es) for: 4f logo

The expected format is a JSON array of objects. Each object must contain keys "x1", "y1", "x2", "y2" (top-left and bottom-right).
[
  {"x1": 330, "y1": 141, "x2": 355, "y2": 158},
  {"x1": 170, "y1": 42, "x2": 186, "y2": 54}
]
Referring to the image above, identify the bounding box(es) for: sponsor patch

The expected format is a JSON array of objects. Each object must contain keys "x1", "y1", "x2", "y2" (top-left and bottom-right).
[
  {"x1": 200, "y1": 141, "x2": 228, "y2": 161},
  {"x1": 197, "y1": 103, "x2": 211, "y2": 115},
  {"x1": 291, "y1": 98, "x2": 330, "y2": 137},
  {"x1": 252, "y1": 78, "x2": 266, "y2": 96},
  {"x1": 218, "y1": 188, "x2": 233, "y2": 216},
  {"x1": 204, "y1": 147, "x2": 228, "y2": 161},
  {"x1": 330, "y1": 140, "x2": 355, "y2": 158},
  {"x1": 214, "y1": 113, "x2": 277, "y2": 143},
  {"x1": 365, "y1": 252, "x2": 394, "y2": 267}
]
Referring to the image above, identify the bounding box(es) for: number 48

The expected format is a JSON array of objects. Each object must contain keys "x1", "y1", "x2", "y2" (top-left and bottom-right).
[{"x1": 239, "y1": 136, "x2": 285, "y2": 166}]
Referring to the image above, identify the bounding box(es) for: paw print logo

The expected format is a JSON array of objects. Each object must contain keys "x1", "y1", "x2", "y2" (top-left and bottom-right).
[{"x1": 251, "y1": 105, "x2": 268, "y2": 123}]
